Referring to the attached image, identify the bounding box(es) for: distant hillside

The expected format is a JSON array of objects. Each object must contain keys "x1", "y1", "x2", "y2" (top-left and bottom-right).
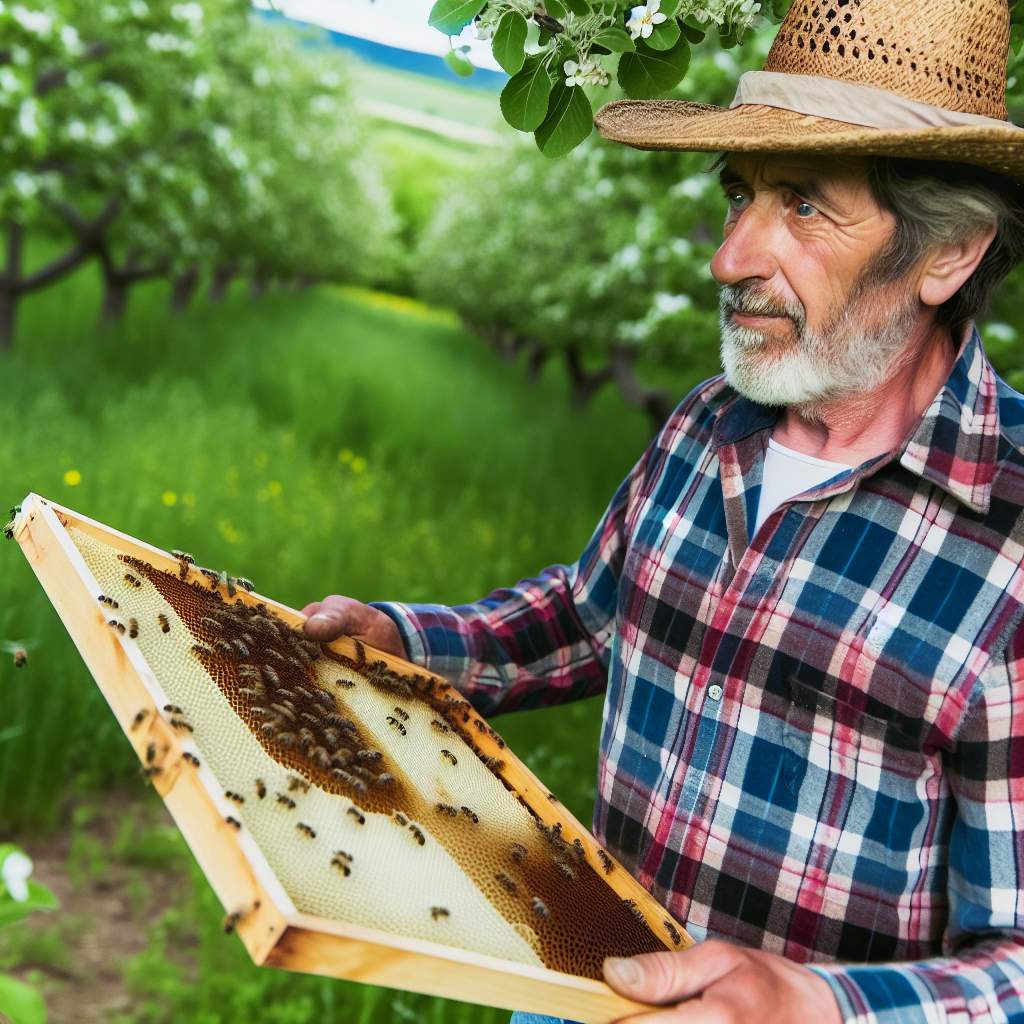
[{"x1": 255, "y1": 8, "x2": 508, "y2": 92}]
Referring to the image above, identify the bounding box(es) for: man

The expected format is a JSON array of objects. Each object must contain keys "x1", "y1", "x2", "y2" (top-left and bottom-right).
[{"x1": 303, "y1": 0, "x2": 1024, "y2": 1019}]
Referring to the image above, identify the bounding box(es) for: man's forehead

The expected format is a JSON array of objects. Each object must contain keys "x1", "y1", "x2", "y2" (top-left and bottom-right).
[{"x1": 718, "y1": 152, "x2": 872, "y2": 187}]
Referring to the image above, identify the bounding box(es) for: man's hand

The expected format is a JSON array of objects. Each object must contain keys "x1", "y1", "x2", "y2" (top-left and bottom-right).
[
  {"x1": 602, "y1": 940, "x2": 843, "y2": 1024},
  {"x1": 300, "y1": 594, "x2": 406, "y2": 658}
]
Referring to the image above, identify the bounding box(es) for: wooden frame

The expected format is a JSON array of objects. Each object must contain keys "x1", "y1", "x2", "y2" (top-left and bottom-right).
[{"x1": 11, "y1": 492, "x2": 692, "y2": 1022}]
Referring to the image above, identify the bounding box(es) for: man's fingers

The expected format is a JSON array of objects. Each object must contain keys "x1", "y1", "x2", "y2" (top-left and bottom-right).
[
  {"x1": 615, "y1": 993, "x2": 734, "y2": 1024},
  {"x1": 302, "y1": 595, "x2": 359, "y2": 639},
  {"x1": 299, "y1": 602, "x2": 323, "y2": 618},
  {"x1": 604, "y1": 942, "x2": 742, "y2": 1005}
]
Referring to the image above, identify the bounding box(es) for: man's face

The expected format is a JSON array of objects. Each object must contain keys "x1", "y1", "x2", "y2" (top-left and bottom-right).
[{"x1": 709, "y1": 153, "x2": 923, "y2": 412}]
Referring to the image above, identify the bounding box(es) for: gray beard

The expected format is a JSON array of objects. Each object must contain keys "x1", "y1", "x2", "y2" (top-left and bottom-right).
[{"x1": 718, "y1": 280, "x2": 921, "y2": 421}]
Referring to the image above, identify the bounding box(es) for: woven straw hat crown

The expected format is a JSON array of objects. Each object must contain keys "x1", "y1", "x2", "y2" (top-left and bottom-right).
[
  {"x1": 764, "y1": 0, "x2": 1009, "y2": 118},
  {"x1": 593, "y1": 0, "x2": 1024, "y2": 182}
]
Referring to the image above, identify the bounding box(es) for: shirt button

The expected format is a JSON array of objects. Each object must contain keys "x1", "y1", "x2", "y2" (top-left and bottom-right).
[{"x1": 707, "y1": 684, "x2": 723, "y2": 702}]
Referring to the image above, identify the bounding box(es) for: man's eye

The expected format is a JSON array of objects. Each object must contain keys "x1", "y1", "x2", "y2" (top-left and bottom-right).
[
  {"x1": 726, "y1": 192, "x2": 749, "y2": 211},
  {"x1": 795, "y1": 200, "x2": 818, "y2": 218}
]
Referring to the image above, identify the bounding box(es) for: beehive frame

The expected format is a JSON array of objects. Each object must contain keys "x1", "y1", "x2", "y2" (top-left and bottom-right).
[{"x1": 10, "y1": 493, "x2": 692, "y2": 1022}]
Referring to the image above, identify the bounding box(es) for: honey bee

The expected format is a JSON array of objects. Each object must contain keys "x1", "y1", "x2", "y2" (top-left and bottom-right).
[
  {"x1": 571, "y1": 838, "x2": 586, "y2": 862},
  {"x1": 225, "y1": 791, "x2": 245, "y2": 804},
  {"x1": 393, "y1": 706, "x2": 409, "y2": 722},
  {"x1": 547, "y1": 791, "x2": 558, "y2": 801},
  {"x1": 261, "y1": 665, "x2": 280, "y2": 687},
  {"x1": 145, "y1": 742, "x2": 157, "y2": 764},
  {"x1": 163, "y1": 704, "x2": 184, "y2": 715},
  {"x1": 440, "y1": 749, "x2": 457, "y2": 766},
  {"x1": 228, "y1": 638, "x2": 249, "y2": 658},
  {"x1": 158, "y1": 613, "x2": 170, "y2": 633},
  {"x1": 107, "y1": 619, "x2": 126, "y2": 634},
  {"x1": 287, "y1": 774, "x2": 310, "y2": 793},
  {"x1": 198, "y1": 567, "x2": 220, "y2": 588},
  {"x1": 124, "y1": 573, "x2": 142, "y2": 588},
  {"x1": 409, "y1": 825, "x2": 425, "y2": 846},
  {"x1": 299, "y1": 711, "x2": 319, "y2": 726},
  {"x1": 170, "y1": 718, "x2": 194, "y2": 733},
  {"x1": 183, "y1": 752, "x2": 201, "y2": 767},
  {"x1": 393, "y1": 812, "x2": 408, "y2": 827},
  {"x1": 128, "y1": 618, "x2": 139, "y2": 639},
  {"x1": 430, "y1": 719, "x2": 451, "y2": 734},
  {"x1": 375, "y1": 772, "x2": 394, "y2": 786},
  {"x1": 238, "y1": 664, "x2": 261, "y2": 681},
  {"x1": 296, "y1": 822, "x2": 316, "y2": 838},
  {"x1": 171, "y1": 550, "x2": 194, "y2": 581},
  {"x1": 259, "y1": 722, "x2": 276, "y2": 738},
  {"x1": 510, "y1": 842, "x2": 527, "y2": 864},
  {"x1": 214, "y1": 639, "x2": 234, "y2": 656},
  {"x1": 622, "y1": 898, "x2": 645, "y2": 924},
  {"x1": 191, "y1": 643, "x2": 215, "y2": 658},
  {"x1": 225, "y1": 816, "x2": 241, "y2": 830},
  {"x1": 553, "y1": 860, "x2": 576, "y2": 881},
  {"x1": 331, "y1": 851, "x2": 353, "y2": 875},
  {"x1": 480, "y1": 755, "x2": 505, "y2": 772},
  {"x1": 322, "y1": 727, "x2": 340, "y2": 746},
  {"x1": 460, "y1": 806, "x2": 479, "y2": 824},
  {"x1": 356, "y1": 749, "x2": 381, "y2": 762},
  {"x1": 270, "y1": 703, "x2": 295, "y2": 721},
  {"x1": 276, "y1": 732, "x2": 296, "y2": 749},
  {"x1": 597, "y1": 849, "x2": 614, "y2": 874},
  {"x1": 435, "y1": 803, "x2": 458, "y2": 817},
  {"x1": 335, "y1": 678, "x2": 355, "y2": 689},
  {"x1": 239, "y1": 689, "x2": 262, "y2": 702},
  {"x1": 327, "y1": 712, "x2": 356, "y2": 731},
  {"x1": 97, "y1": 594, "x2": 119, "y2": 608},
  {"x1": 10, "y1": 645, "x2": 28, "y2": 668},
  {"x1": 330, "y1": 749, "x2": 353, "y2": 767},
  {"x1": 430, "y1": 907, "x2": 450, "y2": 920},
  {"x1": 267, "y1": 648, "x2": 286, "y2": 662},
  {"x1": 353, "y1": 639, "x2": 366, "y2": 667},
  {"x1": 386, "y1": 716, "x2": 406, "y2": 736},
  {"x1": 255, "y1": 778, "x2": 266, "y2": 799},
  {"x1": 346, "y1": 806, "x2": 365, "y2": 825},
  {"x1": 311, "y1": 747, "x2": 331, "y2": 768},
  {"x1": 663, "y1": 919, "x2": 682, "y2": 946},
  {"x1": 495, "y1": 872, "x2": 518, "y2": 895},
  {"x1": 235, "y1": 577, "x2": 255, "y2": 592},
  {"x1": 130, "y1": 708, "x2": 149, "y2": 731},
  {"x1": 531, "y1": 896, "x2": 549, "y2": 918},
  {"x1": 139, "y1": 765, "x2": 162, "y2": 779},
  {"x1": 276, "y1": 793, "x2": 296, "y2": 809}
]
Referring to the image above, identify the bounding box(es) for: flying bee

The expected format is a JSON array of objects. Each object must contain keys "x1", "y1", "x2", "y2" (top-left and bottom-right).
[
  {"x1": 430, "y1": 907, "x2": 450, "y2": 920},
  {"x1": 663, "y1": 919, "x2": 682, "y2": 946},
  {"x1": 2, "y1": 518, "x2": 15, "y2": 540},
  {"x1": 393, "y1": 706, "x2": 409, "y2": 722},
  {"x1": 170, "y1": 718, "x2": 194, "y2": 733},
  {"x1": 158, "y1": 613, "x2": 170, "y2": 633},
  {"x1": 554, "y1": 860, "x2": 576, "y2": 881},
  {"x1": 124, "y1": 573, "x2": 142, "y2": 588},
  {"x1": 225, "y1": 791, "x2": 245, "y2": 804},
  {"x1": 130, "y1": 708, "x2": 149, "y2": 731},
  {"x1": 163, "y1": 704, "x2": 184, "y2": 715},
  {"x1": 356, "y1": 749, "x2": 381, "y2": 762},
  {"x1": 386, "y1": 716, "x2": 406, "y2": 736},
  {"x1": 531, "y1": 896, "x2": 549, "y2": 919},
  {"x1": 107, "y1": 619, "x2": 125, "y2": 634},
  {"x1": 296, "y1": 822, "x2": 316, "y2": 838},
  {"x1": 435, "y1": 803, "x2": 458, "y2": 817},
  {"x1": 495, "y1": 872, "x2": 518, "y2": 895},
  {"x1": 460, "y1": 806, "x2": 479, "y2": 824},
  {"x1": 440, "y1": 749, "x2": 457, "y2": 766},
  {"x1": 346, "y1": 806, "x2": 365, "y2": 825},
  {"x1": 183, "y1": 752, "x2": 200, "y2": 767},
  {"x1": 255, "y1": 778, "x2": 266, "y2": 799},
  {"x1": 276, "y1": 793, "x2": 296, "y2": 809},
  {"x1": 597, "y1": 849, "x2": 614, "y2": 874},
  {"x1": 128, "y1": 618, "x2": 139, "y2": 639},
  {"x1": 511, "y1": 843, "x2": 527, "y2": 864},
  {"x1": 430, "y1": 719, "x2": 450, "y2": 734},
  {"x1": 225, "y1": 816, "x2": 241, "y2": 830}
]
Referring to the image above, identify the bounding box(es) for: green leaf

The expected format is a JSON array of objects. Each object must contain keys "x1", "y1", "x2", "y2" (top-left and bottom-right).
[
  {"x1": 427, "y1": 0, "x2": 487, "y2": 35},
  {"x1": 659, "y1": 0, "x2": 681, "y2": 16},
  {"x1": 543, "y1": 0, "x2": 567, "y2": 19},
  {"x1": 680, "y1": 19, "x2": 705, "y2": 43},
  {"x1": 592, "y1": 26, "x2": 635, "y2": 52},
  {"x1": 562, "y1": 0, "x2": 590, "y2": 14},
  {"x1": 492, "y1": 10, "x2": 528, "y2": 74},
  {"x1": 771, "y1": 0, "x2": 792, "y2": 18},
  {"x1": 0, "y1": 881, "x2": 59, "y2": 929},
  {"x1": 645, "y1": 17, "x2": 681, "y2": 51},
  {"x1": 535, "y1": 80, "x2": 593, "y2": 157},
  {"x1": 443, "y1": 47, "x2": 475, "y2": 76},
  {"x1": 617, "y1": 35, "x2": 690, "y2": 98},
  {"x1": 500, "y1": 54, "x2": 556, "y2": 132},
  {"x1": 0, "y1": 974, "x2": 46, "y2": 1024}
]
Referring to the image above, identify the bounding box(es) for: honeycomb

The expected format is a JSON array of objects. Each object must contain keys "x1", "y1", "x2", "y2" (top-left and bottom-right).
[{"x1": 70, "y1": 527, "x2": 668, "y2": 978}]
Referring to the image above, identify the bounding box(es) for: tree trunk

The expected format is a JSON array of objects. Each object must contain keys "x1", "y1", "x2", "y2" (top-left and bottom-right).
[
  {"x1": 101, "y1": 276, "x2": 129, "y2": 323},
  {"x1": 611, "y1": 344, "x2": 675, "y2": 429},
  {"x1": 170, "y1": 266, "x2": 199, "y2": 313},
  {"x1": 525, "y1": 337, "x2": 549, "y2": 381},
  {"x1": 209, "y1": 263, "x2": 237, "y2": 303},
  {"x1": 563, "y1": 343, "x2": 613, "y2": 408},
  {"x1": 249, "y1": 272, "x2": 267, "y2": 298},
  {"x1": 0, "y1": 221, "x2": 23, "y2": 351}
]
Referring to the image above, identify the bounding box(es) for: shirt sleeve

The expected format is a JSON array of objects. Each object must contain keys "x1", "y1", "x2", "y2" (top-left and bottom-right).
[
  {"x1": 366, "y1": 432, "x2": 660, "y2": 718},
  {"x1": 806, "y1": 624, "x2": 1024, "y2": 1023}
]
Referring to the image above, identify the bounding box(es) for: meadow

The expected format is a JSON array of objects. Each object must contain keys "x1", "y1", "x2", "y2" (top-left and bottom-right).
[{"x1": 0, "y1": 235, "x2": 659, "y2": 1021}]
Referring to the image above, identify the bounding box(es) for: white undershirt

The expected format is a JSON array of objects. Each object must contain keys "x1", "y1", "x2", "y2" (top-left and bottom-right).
[{"x1": 753, "y1": 437, "x2": 853, "y2": 537}]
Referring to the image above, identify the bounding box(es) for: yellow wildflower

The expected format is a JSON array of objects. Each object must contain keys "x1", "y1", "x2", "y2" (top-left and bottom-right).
[
  {"x1": 63, "y1": 469, "x2": 81, "y2": 486},
  {"x1": 161, "y1": 490, "x2": 178, "y2": 507}
]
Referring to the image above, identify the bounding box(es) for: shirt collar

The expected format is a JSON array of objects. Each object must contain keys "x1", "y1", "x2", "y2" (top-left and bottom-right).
[{"x1": 711, "y1": 323, "x2": 1001, "y2": 515}]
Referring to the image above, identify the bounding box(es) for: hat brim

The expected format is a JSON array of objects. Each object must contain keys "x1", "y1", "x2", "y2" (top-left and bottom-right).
[{"x1": 593, "y1": 100, "x2": 1024, "y2": 184}]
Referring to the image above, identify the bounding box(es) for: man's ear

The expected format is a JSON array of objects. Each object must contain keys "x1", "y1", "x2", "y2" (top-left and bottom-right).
[{"x1": 919, "y1": 225, "x2": 998, "y2": 307}]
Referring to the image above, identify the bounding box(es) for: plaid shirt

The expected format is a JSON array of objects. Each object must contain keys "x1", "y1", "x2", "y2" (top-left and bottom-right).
[{"x1": 370, "y1": 325, "x2": 1024, "y2": 1023}]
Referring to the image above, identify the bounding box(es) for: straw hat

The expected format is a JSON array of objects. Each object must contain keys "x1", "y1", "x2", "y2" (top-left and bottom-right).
[{"x1": 593, "y1": 0, "x2": 1024, "y2": 183}]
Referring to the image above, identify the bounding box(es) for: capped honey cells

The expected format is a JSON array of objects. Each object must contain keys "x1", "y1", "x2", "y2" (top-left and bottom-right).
[{"x1": 69, "y1": 527, "x2": 671, "y2": 979}]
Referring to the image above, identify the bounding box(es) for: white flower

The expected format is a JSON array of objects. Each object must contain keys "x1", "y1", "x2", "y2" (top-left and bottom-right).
[
  {"x1": 0, "y1": 68, "x2": 20, "y2": 94},
  {"x1": 130, "y1": 0, "x2": 149, "y2": 16},
  {"x1": 60, "y1": 25, "x2": 81, "y2": 52},
  {"x1": 11, "y1": 171, "x2": 36, "y2": 198},
  {"x1": 1, "y1": 850, "x2": 32, "y2": 902},
  {"x1": 653, "y1": 291, "x2": 693, "y2": 315},
  {"x1": 170, "y1": 2, "x2": 203, "y2": 26},
  {"x1": 16, "y1": 97, "x2": 38, "y2": 138},
  {"x1": 67, "y1": 119, "x2": 87, "y2": 140},
  {"x1": 192, "y1": 75, "x2": 210, "y2": 100},
  {"x1": 473, "y1": 17, "x2": 494, "y2": 39},
  {"x1": 10, "y1": 5, "x2": 53, "y2": 35},
  {"x1": 985, "y1": 322, "x2": 1016, "y2": 343},
  {"x1": 625, "y1": 0, "x2": 666, "y2": 40},
  {"x1": 562, "y1": 57, "x2": 609, "y2": 87},
  {"x1": 252, "y1": 65, "x2": 270, "y2": 87}
]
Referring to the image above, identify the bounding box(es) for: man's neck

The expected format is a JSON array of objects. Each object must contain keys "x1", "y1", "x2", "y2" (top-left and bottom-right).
[{"x1": 771, "y1": 321, "x2": 961, "y2": 466}]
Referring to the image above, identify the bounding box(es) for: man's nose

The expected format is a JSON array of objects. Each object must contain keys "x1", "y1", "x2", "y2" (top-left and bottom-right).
[{"x1": 710, "y1": 206, "x2": 780, "y2": 287}]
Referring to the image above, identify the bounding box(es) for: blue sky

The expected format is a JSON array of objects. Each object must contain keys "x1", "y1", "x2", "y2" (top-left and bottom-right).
[{"x1": 253, "y1": 0, "x2": 503, "y2": 70}]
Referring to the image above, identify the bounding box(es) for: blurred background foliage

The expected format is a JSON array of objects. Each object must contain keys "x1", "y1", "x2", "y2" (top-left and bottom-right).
[{"x1": 2, "y1": 1, "x2": 1024, "y2": 1021}]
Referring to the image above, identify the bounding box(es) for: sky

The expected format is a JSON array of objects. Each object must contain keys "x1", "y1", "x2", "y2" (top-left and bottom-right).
[{"x1": 254, "y1": 0, "x2": 504, "y2": 71}]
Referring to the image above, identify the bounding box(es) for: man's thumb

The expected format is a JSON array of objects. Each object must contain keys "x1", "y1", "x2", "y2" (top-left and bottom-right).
[{"x1": 603, "y1": 944, "x2": 737, "y2": 1004}]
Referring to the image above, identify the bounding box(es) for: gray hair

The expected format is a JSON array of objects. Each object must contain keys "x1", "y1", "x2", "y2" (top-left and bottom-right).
[{"x1": 864, "y1": 158, "x2": 1024, "y2": 335}]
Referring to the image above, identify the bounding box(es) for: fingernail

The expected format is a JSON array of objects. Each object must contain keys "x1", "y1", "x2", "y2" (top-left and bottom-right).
[
  {"x1": 307, "y1": 613, "x2": 331, "y2": 626},
  {"x1": 604, "y1": 956, "x2": 641, "y2": 987}
]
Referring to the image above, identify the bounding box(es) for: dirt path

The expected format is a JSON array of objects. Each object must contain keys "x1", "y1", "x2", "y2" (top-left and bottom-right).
[{"x1": 2, "y1": 785, "x2": 194, "y2": 1023}]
